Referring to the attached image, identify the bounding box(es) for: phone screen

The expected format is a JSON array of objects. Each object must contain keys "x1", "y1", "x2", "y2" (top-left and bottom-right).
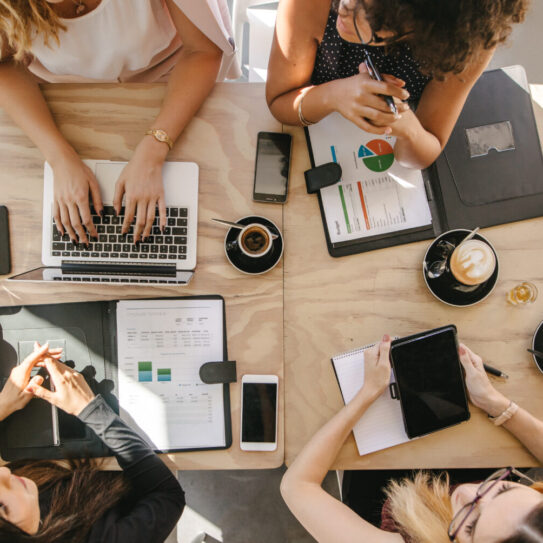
[
  {"x1": 253, "y1": 132, "x2": 292, "y2": 203},
  {"x1": 391, "y1": 327, "x2": 469, "y2": 438},
  {"x1": 241, "y1": 382, "x2": 278, "y2": 443}
]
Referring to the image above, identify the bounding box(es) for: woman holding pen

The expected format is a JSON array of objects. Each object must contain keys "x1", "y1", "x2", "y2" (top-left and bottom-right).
[
  {"x1": 281, "y1": 336, "x2": 543, "y2": 543},
  {"x1": 266, "y1": 0, "x2": 528, "y2": 169}
]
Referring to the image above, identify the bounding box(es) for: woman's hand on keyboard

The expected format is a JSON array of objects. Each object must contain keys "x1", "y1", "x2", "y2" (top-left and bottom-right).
[
  {"x1": 113, "y1": 139, "x2": 168, "y2": 242},
  {"x1": 51, "y1": 150, "x2": 103, "y2": 244}
]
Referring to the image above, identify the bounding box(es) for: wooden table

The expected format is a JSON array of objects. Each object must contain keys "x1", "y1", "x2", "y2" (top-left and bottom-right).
[
  {"x1": 283, "y1": 86, "x2": 543, "y2": 469},
  {"x1": 0, "y1": 82, "x2": 284, "y2": 470}
]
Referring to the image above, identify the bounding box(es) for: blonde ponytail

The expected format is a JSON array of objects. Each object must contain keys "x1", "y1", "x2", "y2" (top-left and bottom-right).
[{"x1": 385, "y1": 471, "x2": 453, "y2": 543}]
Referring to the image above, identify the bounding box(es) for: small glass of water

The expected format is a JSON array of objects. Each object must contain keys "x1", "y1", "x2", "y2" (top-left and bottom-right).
[{"x1": 506, "y1": 281, "x2": 538, "y2": 305}]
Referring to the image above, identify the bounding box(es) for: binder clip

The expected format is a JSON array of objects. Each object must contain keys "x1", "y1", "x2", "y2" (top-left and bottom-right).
[
  {"x1": 304, "y1": 162, "x2": 342, "y2": 194},
  {"x1": 199, "y1": 361, "x2": 237, "y2": 384}
]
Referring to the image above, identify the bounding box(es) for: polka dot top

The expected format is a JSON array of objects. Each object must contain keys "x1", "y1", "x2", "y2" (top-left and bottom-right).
[{"x1": 311, "y1": 9, "x2": 431, "y2": 102}]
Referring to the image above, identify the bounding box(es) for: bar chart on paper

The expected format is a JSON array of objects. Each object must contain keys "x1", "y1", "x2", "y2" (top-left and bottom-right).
[
  {"x1": 117, "y1": 298, "x2": 227, "y2": 450},
  {"x1": 138, "y1": 361, "x2": 153, "y2": 382}
]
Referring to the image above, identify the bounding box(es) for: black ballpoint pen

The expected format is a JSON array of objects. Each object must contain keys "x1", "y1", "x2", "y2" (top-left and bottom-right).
[
  {"x1": 483, "y1": 363, "x2": 509, "y2": 379},
  {"x1": 363, "y1": 52, "x2": 398, "y2": 117}
]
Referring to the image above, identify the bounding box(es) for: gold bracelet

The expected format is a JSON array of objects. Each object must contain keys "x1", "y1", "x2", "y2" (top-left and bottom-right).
[
  {"x1": 145, "y1": 128, "x2": 173, "y2": 150},
  {"x1": 488, "y1": 401, "x2": 519, "y2": 426},
  {"x1": 298, "y1": 91, "x2": 315, "y2": 127}
]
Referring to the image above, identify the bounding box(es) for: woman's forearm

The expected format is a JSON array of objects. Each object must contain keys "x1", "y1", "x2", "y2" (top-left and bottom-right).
[
  {"x1": 392, "y1": 110, "x2": 443, "y2": 169},
  {"x1": 140, "y1": 48, "x2": 222, "y2": 162},
  {"x1": 0, "y1": 62, "x2": 74, "y2": 163},
  {"x1": 502, "y1": 407, "x2": 543, "y2": 464},
  {"x1": 267, "y1": 80, "x2": 340, "y2": 126},
  {"x1": 479, "y1": 392, "x2": 543, "y2": 463},
  {"x1": 282, "y1": 389, "x2": 377, "y2": 494}
]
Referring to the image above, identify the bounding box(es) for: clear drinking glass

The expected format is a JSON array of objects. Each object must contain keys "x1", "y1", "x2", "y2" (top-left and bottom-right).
[{"x1": 506, "y1": 281, "x2": 538, "y2": 305}]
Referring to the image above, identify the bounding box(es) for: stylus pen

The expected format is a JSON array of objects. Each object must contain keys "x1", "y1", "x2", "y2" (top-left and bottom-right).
[
  {"x1": 363, "y1": 53, "x2": 398, "y2": 117},
  {"x1": 483, "y1": 363, "x2": 509, "y2": 379}
]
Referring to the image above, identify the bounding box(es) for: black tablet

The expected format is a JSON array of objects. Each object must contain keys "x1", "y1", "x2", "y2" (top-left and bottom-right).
[{"x1": 390, "y1": 325, "x2": 470, "y2": 439}]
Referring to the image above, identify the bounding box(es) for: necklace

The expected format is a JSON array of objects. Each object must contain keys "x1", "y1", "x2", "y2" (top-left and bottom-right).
[{"x1": 72, "y1": 0, "x2": 88, "y2": 15}]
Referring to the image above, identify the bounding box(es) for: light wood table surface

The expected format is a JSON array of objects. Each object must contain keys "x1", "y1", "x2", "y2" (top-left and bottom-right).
[
  {"x1": 0, "y1": 82, "x2": 284, "y2": 470},
  {"x1": 283, "y1": 92, "x2": 543, "y2": 469}
]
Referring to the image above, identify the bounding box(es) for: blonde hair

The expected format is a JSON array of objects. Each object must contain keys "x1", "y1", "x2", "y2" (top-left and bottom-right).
[
  {"x1": 385, "y1": 471, "x2": 453, "y2": 543},
  {"x1": 0, "y1": 1, "x2": 65, "y2": 61}
]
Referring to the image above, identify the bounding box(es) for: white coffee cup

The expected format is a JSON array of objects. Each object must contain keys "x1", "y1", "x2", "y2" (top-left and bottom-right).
[
  {"x1": 450, "y1": 239, "x2": 496, "y2": 286},
  {"x1": 237, "y1": 223, "x2": 273, "y2": 258}
]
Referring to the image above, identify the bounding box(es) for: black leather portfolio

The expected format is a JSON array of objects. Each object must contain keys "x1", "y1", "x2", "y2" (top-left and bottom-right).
[
  {"x1": 0, "y1": 296, "x2": 234, "y2": 461},
  {"x1": 305, "y1": 65, "x2": 543, "y2": 257}
]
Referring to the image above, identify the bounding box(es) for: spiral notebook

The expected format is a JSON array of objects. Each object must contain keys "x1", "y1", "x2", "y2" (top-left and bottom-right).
[{"x1": 331, "y1": 342, "x2": 410, "y2": 456}]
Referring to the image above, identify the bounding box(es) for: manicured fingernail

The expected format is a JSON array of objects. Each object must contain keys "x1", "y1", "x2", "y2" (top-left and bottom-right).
[
  {"x1": 383, "y1": 334, "x2": 390, "y2": 342},
  {"x1": 459, "y1": 345, "x2": 466, "y2": 355}
]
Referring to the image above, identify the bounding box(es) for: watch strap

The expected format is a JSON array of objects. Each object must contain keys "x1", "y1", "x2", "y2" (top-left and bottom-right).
[
  {"x1": 488, "y1": 401, "x2": 518, "y2": 426},
  {"x1": 145, "y1": 128, "x2": 173, "y2": 150}
]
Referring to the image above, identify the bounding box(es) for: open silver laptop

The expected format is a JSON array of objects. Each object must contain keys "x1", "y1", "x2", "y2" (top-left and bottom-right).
[{"x1": 9, "y1": 160, "x2": 198, "y2": 285}]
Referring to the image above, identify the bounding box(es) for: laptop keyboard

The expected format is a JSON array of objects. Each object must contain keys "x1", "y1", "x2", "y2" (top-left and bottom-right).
[{"x1": 51, "y1": 205, "x2": 189, "y2": 261}]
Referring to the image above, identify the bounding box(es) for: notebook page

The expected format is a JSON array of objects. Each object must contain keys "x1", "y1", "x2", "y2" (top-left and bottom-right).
[
  {"x1": 333, "y1": 347, "x2": 409, "y2": 456},
  {"x1": 116, "y1": 298, "x2": 226, "y2": 450}
]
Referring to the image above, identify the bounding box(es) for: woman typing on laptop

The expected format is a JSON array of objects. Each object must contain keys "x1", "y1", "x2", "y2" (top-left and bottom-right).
[
  {"x1": 0, "y1": 0, "x2": 237, "y2": 244},
  {"x1": 281, "y1": 336, "x2": 543, "y2": 543},
  {"x1": 266, "y1": 0, "x2": 528, "y2": 169},
  {"x1": 0, "y1": 342, "x2": 184, "y2": 542}
]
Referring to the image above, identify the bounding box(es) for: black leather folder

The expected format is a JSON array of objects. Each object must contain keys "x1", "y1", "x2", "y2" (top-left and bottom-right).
[
  {"x1": 305, "y1": 66, "x2": 543, "y2": 257},
  {"x1": 0, "y1": 296, "x2": 234, "y2": 461}
]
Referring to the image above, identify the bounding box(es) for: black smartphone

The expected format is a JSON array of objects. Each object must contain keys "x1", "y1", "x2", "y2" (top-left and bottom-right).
[
  {"x1": 390, "y1": 325, "x2": 470, "y2": 439},
  {"x1": 253, "y1": 132, "x2": 292, "y2": 204},
  {"x1": 0, "y1": 205, "x2": 11, "y2": 275}
]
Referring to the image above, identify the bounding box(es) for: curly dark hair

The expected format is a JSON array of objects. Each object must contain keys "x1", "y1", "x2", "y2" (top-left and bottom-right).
[{"x1": 332, "y1": 0, "x2": 529, "y2": 78}]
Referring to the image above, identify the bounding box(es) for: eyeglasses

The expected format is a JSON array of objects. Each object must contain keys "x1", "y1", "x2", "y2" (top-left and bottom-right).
[
  {"x1": 448, "y1": 467, "x2": 536, "y2": 541},
  {"x1": 346, "y1": 2, "x2": 412, "y2": 46}
]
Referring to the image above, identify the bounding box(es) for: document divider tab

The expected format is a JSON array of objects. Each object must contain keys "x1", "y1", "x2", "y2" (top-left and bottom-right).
[{"x1": 199, "y1": 361, "x2": 237, "y2": 384}]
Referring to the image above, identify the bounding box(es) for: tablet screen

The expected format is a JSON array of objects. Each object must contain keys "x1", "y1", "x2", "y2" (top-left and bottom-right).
[{"x1": 390, "y1": 327, "x2": 470, "y2": 439}]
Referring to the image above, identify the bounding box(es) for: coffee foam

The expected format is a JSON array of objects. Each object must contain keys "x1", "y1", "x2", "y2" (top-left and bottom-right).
[{"x1": 450, "y1": 240, "x2": 495, "y2": 285}]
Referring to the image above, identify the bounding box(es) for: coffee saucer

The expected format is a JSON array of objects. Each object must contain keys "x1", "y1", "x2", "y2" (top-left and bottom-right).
[
  {"x1": 422, "y1": 229, "x2": 499, "y2": 307},
  {"x1": 224, "y1": 216, "x2": 283, "y2": 275},
  {"x1": 531, "y1": 321, "x2": 543, "y2": 375}
]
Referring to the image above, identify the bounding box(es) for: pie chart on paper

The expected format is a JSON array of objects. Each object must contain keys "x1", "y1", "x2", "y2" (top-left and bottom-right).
[{"x1": 358, "y1": 139, "x2": 395, "y2": 172}]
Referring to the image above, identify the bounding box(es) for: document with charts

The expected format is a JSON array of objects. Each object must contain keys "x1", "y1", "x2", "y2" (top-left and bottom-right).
[
  {"x1": 116, "y1": 298, "x2": 227, "y2": 451},
  {"x1": 308, "y1": 113, "x2": 432, "y2": 245}
]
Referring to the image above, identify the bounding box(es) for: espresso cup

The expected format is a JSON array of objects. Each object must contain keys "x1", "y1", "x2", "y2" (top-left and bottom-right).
[
  {"x1": 237, "y1": 223, "x2": 273, "y2": 258},
  {"x1": 449, "y1": 239, "x2": 496, "y2": 286}
]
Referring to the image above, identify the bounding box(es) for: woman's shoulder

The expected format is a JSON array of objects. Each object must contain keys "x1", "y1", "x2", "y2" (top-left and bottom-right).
[{"x1": 278, "y1": 0, "x2": 331, "y2": 41}]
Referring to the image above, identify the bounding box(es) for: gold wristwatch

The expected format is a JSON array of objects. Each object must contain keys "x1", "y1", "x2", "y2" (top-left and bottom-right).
[{"x1": 145, "y1": 128, "x2": 173, "y2": 150}]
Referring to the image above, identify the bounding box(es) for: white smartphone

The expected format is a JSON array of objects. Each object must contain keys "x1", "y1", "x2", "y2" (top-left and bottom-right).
[{"x1": 240, "y1": 374, "x2": 279, "y2": 451}]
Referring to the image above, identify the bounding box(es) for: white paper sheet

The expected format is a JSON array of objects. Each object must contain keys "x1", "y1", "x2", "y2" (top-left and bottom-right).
[
  {"x1": 332, "y1": 347, "x2": 409, "y2": 456},
  {"x1": 308, "y1": 113, "x2": 432, "y2": 244},
  {"x1": 116, "y1": 299, "x2": 226, "y2": 450}
]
